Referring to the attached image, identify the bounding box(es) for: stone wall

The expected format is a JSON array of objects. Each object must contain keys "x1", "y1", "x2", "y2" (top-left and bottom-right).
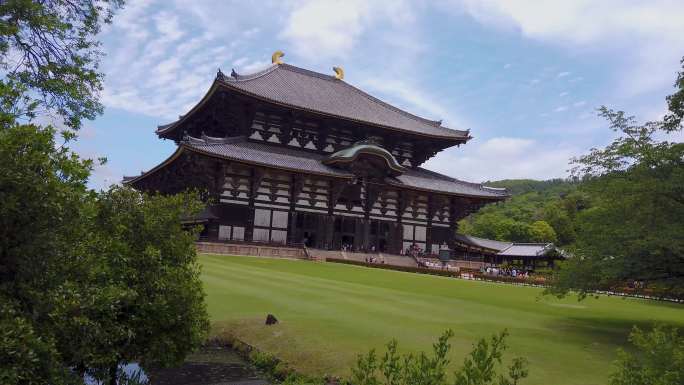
[{"x1": 196, "y1": 242, "x2": 307, "y2": 259}]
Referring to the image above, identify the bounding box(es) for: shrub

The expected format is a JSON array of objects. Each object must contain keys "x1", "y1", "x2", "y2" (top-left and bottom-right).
[
  {"x1": 346, "y1": 329, "x2": 529, "y2": 385},
  {"x1": 610, "y1": 325, "x2": 684, "y2": 385}
]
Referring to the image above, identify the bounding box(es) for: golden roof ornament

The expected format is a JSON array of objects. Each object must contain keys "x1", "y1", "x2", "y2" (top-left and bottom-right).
[
  {"x1": 271, "y1": 50, "x2": 284, "y2": 64},
  {"x1": 333, "y1": 66, "x2": 344, "y2": 80}
]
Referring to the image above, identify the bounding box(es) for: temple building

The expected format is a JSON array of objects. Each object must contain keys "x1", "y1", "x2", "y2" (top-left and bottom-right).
[
  {"x1": 452, "y1": 233, "x2": 562, "y2": 268},
  {"x1": 124, "y1": 52, "x2": 508, "y2": 255}
]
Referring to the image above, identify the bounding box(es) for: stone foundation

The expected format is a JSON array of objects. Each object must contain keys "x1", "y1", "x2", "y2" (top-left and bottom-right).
[{"x1": 196, "y1": 242, "x2": 307, "y2": 259}]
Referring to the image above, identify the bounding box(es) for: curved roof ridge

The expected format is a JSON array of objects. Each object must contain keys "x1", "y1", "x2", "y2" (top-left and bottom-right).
[
  {"x1": 226, "y1": 64, "x2": 280, "y2": 82},
  {"x1": 181, "y1": 134, "x2": 247, "y2": 146}
]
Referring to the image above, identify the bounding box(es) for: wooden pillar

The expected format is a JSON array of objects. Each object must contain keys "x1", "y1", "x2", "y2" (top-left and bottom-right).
[
  {"x1": 326, "y1": 179, "x2": 338, "y2": 250},
  {"x1": 448, "y1": 197, "x2": 459, "y2": 247},
  {"x1": 396, "y1": 190, "x2": 406, "y2": 254},
  {"x1": 287, "y1": 175, "x2": 299, "y2": 245},
  {"x1": 351, "y1": 217, "x2": 361, "y2": 252},
  {"x1": 246, "y1": 168, "x2": 263, "y2": 242},
  {"x1": 362, "y1": 181, "x2": 372, "y2": 252},
  {"x1": 212, "y1": 161, "x2": 226, "y2": 203},
  {"x1": 426, "y1": 195, "x2": 434, "y2": 254}
]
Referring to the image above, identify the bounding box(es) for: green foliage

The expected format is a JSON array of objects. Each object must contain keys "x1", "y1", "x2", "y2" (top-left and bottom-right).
[
  {"x1": 250, "y1": 350, "x2": 281, "y2": 374},
  {"x1": 281, "y1": 374, "x2": 326, "y2": 385},
  {"x1": 527, "y1": 221, "x2": 557, "y2": 243},
  {"x1": 459, "y1": 180, "x2": 579, "y2": 246},
  {"x1": 0, "y1": 299, "x2": 78, "y2": 385},
  {"x1": 346, "y1": 330, "x2": 528, "y2": 385},
  {"x1": 484, "y1": 179, "x2": 569, "y2": 196},
  {"x1": 662, "y1": 57, "x2": 683, "y2": 132},
  {"x1": 548, "y1": 58, "x2": 684, "y2": 300},
  {"x1": 0, "y1": 0, "x2": 123, "y2": 129},
  {"x1": 609, "y1": 325, "x2": 684, "y2": 385},
  {"x1": 453, "y1": 330, "x2": 528, "y2": 385},
  {"x1": 0, "y1": 4, "x2": 211, "y2": 381},
  {"x1": 0, "y1": 122, "x2": 210, "y2": 383},
  {"x1": 90, "y1": 187, "x2": 211, "y2": 371}
]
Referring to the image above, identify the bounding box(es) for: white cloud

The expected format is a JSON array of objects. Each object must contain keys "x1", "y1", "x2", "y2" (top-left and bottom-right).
[
  {"x1": 360, "y1": 77, "x2": 468, "y2": 129},
  {"x1": 241, "y1": 60, "x2": 271, "y2": 74},
  {"x1": 279, "y1": 0, "x2": 413, "y2": 60},
  {"x1": 559, "y1": 91, "x2": 569, "y2": 97},
  {"x1": 557, "y1": 71, "x2": 570, "y2": 78},
  {"x1": 458, "y1": 0, "x2": 684, "y2": 97},
  {"x1": 503, "y1": 63, "x2": 512, "y2": 69},
  {"x1": 424, "y1": 136, "x2": 575, "y2": 181},
  {"x1": 573, "y1": 101, "x2": 587, "y2": 108},
  {"x1": 554, "y1": 106, "x2": 568, "y2": 112},
  {"x1": 99, "y1": 1, "x2": 262, "y2": 120}
]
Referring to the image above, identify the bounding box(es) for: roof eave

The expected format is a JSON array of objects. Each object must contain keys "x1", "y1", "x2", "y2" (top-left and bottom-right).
[{"x1": 155, "y1": 79, "x2": 222, "y2": 138}]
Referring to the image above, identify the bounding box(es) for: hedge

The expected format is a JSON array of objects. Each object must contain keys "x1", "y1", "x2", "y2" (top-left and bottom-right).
[{"x1": 326, "y1": 258, "x2": 461, "y2": 278}]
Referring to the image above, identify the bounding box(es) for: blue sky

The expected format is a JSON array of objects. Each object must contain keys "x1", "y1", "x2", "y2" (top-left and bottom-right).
[{"x1": 73, "y1": 0, "x2": 684, "y2": 188}]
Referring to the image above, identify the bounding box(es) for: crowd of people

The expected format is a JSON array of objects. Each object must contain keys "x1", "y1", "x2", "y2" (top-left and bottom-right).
[
  {"x1": 400, "y1": 243, "x2": 426, "y2": 257},
  {"x1": 482, "y1": 266, "x2": 531, "y2": 279},
  {"x1": 418, "y1": 258, "x2": 459, "y2": 272},
  {"x1": 364, "y1": 256, "x2": 386, "y2": 264}
]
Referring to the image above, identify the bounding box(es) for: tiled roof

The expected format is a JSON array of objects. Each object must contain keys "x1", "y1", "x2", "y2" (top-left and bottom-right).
[
  {"x1": 217, "y1": 64, "x2": 469, "y2": 140},
  {"x1": 128, "y1": 136, "x2": 506, "y2": 199},
  {"x1": 394, "y1": 169, "x2": 508, "y2": 199},
  {"x1": 453, "y1": 233, "x2": 512, "y2": 251},
  {"x1": 186, "y1": 136, "x2": 349, "y2": 177},
  {"x1": 498, "y1": 244, "x2": 554, "y2": 257},
  {"x1": 454, "y1": 233, "x2": 557, "y2": 258}
]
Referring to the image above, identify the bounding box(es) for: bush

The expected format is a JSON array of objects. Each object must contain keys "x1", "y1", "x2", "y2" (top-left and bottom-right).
[
  {"x1": 346, "y1": 329, "x2": 529, "y2": 385},
  {"x1": 610, "y1": 325, "x2": 684, "y2": 385}
]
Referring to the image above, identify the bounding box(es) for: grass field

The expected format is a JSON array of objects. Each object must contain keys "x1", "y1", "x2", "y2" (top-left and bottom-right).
[{"x1": 200, "y1": 254, "x2": 684, "y2": 385}]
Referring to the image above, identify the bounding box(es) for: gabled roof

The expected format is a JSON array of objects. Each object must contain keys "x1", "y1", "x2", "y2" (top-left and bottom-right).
[
  {"x1": 124, "y1": 136, "x2": 507, "y2": 200},
  {"x1": 497, "y1": 244, "x2": 555, "y2": 257},
  {"x1": 157, "y1": 64, "x2": 471, "y2": 141},
  {"x1": 454, "y1": 233, "x2": 558, "y2": 258},
  {"x1": 453, "y1": 233, "x2": 513, "y2": 252}
]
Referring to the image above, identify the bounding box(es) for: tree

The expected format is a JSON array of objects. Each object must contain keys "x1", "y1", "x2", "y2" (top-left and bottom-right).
[
  {"x1": 458, "y1": 179, "x2": 581, "y2": 246},
  {"x1": 0, "y1": 124, "x2": 96, "y2": 384},
  {"x1": 548, "y1": 57, "x2": 684, "y2": 299},
  {"x1": 541, "y1": 205, "x2": 574, "y2": 245},
  {"x1": 1, "y1": 2, "x2": 211, "y2": 384},
  {"x1": 609, "y1": 325, "x2": 684, "y2": 385},
  {"x1": 1, "y1": 0, "x2": 123, "y2": 129},
  {"x1": 664, "y1": 56, "x2": 684, "y2": 132},
  {"x1": 528, "y1": 221, "x2": 557, "y2": 243},
  {"x1": 89, "y1": 187, "x2": 209, "y2": 382},
  {"x1": 0, "y1": 125, "x2": 210, "y2": 385}
]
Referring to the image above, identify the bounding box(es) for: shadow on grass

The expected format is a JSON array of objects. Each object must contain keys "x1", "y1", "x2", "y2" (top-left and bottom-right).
[{"x1": 544, "y1": 316, "x2": 676, "y2": 349}]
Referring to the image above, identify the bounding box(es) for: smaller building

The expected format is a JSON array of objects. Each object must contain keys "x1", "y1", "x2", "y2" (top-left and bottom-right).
[{"x1": 452, "y1": 233, "x2": 563, "y2": 269}]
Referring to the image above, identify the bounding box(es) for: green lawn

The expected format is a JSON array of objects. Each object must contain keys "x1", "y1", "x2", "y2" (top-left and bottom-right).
[{"x1": 200, "y1": 254, "x2": 684, "y2": 385}]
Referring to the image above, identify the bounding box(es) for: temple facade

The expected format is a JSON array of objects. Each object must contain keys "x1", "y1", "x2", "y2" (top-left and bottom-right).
[{"x1": 124, "y1": 53, "x2": 508, "y2": 255}]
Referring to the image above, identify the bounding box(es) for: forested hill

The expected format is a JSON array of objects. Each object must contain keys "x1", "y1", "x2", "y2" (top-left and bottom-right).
[
  {"x1": 483, "y1": 179, "x2": 570, "y2": 195},
  {"x1": 459, "y1": 178, "x2": 586, "y2": 247}
]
